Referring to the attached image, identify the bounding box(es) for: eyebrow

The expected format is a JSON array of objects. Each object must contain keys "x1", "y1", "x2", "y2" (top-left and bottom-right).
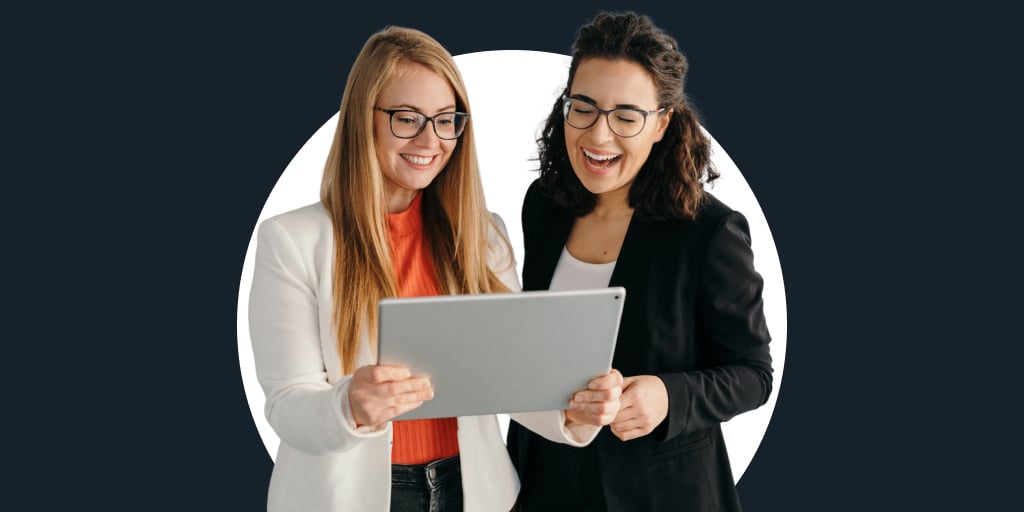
[
  {"x1": 568, "y1": 94, "x2": 644, "y2": 110},
  {"x1": 386, "y1": 103, "x2": 458, "y2": 114}
]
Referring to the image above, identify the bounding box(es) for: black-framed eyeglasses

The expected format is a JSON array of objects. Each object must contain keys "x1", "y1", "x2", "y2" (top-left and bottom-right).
[
  {"x1": 373, "y1": 106, "x2": 470, "y2": 140},
  {"x1": 561, "y1": 95, "x2": 666, "y2": 138}
]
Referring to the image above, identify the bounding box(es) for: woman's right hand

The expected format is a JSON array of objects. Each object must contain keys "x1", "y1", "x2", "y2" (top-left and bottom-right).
[
  {"x1": 565, "y1": 369, "x2": 623, "y2": 427},
  {"x1": 348, "y1": 365, "x2": 433, "y2": 428}
]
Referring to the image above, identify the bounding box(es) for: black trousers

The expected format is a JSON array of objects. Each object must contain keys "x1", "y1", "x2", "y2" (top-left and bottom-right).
[{"x1": 391, "y1": 455, "x2": 463, "y2": 512}]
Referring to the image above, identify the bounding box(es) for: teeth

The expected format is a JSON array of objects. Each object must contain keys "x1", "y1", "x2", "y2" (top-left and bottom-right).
[
  {"x1": 402, "y1": 154, "x2": 433, "y2": 165},
  {"x1": 583, "y1": 149, "x2": 619, "y2": 161}
]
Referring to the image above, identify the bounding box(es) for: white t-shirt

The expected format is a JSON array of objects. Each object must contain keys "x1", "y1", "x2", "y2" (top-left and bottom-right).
[{"x1": 548, "y1": 247, "x2": 617, "y2": 291}]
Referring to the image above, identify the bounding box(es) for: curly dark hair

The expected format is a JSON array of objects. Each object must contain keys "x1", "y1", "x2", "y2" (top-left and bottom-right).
[{"x1": 537, "y1": 12, "x2": 719, "y2": 221}]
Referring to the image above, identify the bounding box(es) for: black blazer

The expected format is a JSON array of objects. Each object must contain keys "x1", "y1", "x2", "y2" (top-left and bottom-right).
[{"x1": 508, "y1": 180, "x2": 773, "y2": 512}]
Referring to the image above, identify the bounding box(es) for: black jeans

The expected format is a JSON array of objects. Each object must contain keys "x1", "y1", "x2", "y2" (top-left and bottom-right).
[{"x1": 391, "y1": 455, "x2": 463, "y2": 512}]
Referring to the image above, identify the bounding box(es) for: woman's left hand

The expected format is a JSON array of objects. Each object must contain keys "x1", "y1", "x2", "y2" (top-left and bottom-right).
[{"x1": 609, "y1": 375, "x2": 669, "y2": 441}]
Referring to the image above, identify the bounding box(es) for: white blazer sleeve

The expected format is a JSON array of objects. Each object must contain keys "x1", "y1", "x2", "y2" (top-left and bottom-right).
[
  {"x1": 249, "y1": 217, "x2": 385, "y2": 456},
  {"x1": 490, "y1": 213, "x2": 601, "y2": 447}
]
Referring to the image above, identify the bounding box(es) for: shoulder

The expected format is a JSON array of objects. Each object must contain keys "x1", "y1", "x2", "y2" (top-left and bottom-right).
[
  {"x1": 645, "y1": 192, "x2": 747, "y2": 249},
  {"x1": 693, "y1": 192, "x2": 742, "y2": 230},
  {"x1": 256, "y1": 202, "x2": 333, "y2": 253},
  {"x1": 523, "y1": 178, "x2": 562, "y2": 222},
  {"x1": 525, "y1": 178, "x2": 557, "y2": 206},
  {"x1": 525, "y1": 178, "x2": 545, "y2": 200},
  {"x1": 489, "y1": 211, "x2": 509, "y2": 238},
  {"x1": 261, "y1": 202, "x2": 330, "y2": 232},
  {"x1": 690, "y1": 192, "x2": 754, "y2": 255},
  {"x1": 643, "y1": 191, "x2": 735, "y2": 228},
  {"x1": 487, "y1": 211, "x2": 516, "y2": 269}
]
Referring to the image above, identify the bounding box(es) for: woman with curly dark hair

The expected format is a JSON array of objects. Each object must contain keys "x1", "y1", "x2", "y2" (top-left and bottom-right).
[{"x1": 507, "y1": 12, "x2": 773, "y2": 511}]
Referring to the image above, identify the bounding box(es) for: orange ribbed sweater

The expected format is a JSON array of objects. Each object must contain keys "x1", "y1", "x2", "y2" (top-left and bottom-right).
[{"x1": 386, "y1": 193, "x2": 459, "y2": 465}]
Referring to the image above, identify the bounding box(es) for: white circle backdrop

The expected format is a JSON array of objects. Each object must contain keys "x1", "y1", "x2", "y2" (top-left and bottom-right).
[{"x1": 236, "y1": 50, "x2": 787, "y2": 482}]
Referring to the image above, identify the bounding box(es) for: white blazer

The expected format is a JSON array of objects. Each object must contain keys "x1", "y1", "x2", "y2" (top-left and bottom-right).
[{"x1": 249, "y1": 202, "x2": 599, "y2": 512}]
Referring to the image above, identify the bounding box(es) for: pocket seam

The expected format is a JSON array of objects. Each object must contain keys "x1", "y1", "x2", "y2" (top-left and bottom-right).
[{"x1": 645, "y1": 435, "x2": 712, "y2": 465}]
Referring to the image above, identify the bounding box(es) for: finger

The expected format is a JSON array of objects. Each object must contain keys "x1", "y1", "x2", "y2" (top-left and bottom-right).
[
  {"x1": 365, "y1": 365, "x2": 413, "y2": 383},
  {"x1": 382, "y1": 377, "x2": 432, "y2": 397},
  {"x1": 564, "y1": 407, "x2": 582, "y2": 424},
  {"x1": 564, "y1": 408, "x2": 587, "y2": 426},
  {"x1": 368, "y1": 401, "x2": 426, "y2": 425},
  {"x1": 389, "y1": 401, "x2": 426, "y2": 418},
  {"x1": 568, "y1": 408, "x2": 616, "y2": 427},
  {"x1": 617, "y1": 387, "x2": 640, "y2": 408},
  {"x1": 572, "y1": 387, "x2": 621, "y2": 403},
  {"x1": 390, "y1": 387, "x2": 435, "y2": 405},
  {"x1": 351, "y1": 381, "x2": 431, "y2": 419},
  {"x1": 612, "y1": 426, "x2": 647, "y2": 442},
  {"x1": 352, "y1": 365, "x2": 380, "y2": 382},
  {"x1": 569, "y1": 399, "x2": 619, "y2": 417},
  {"x1": 588, "y1": 370, "x2": 623, "y2": 390},
  {"x1": 611, "y1": 405, "x2": 640, "y2": 424},
  {"x1": 610, "y1": 416, "x2": 643, "y2": 432}
]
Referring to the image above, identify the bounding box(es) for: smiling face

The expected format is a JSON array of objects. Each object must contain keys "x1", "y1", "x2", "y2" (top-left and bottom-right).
[
  {"x1": 374, "y1": 62, "x2": 459, "y2": 213},
  {"x1": 565, "y1": 57, "x2": 671, "y2": 206}
]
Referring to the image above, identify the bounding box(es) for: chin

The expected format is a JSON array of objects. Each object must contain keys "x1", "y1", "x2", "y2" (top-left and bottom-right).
[
  {"x1": 395, "y1": 169, "x2": 441, "y2": 190},
  {"x1": 572, "y1": 169, "x2": 613, "y2": 195}
]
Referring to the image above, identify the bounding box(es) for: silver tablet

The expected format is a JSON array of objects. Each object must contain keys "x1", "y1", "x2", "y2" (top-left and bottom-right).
[{"x1": 377, "y1": 287, "x2": 625, "y2": 420}]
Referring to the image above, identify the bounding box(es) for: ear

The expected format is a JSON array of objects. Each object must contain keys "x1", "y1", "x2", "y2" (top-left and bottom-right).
[{"x1": 653, "y1": 108, "x2": 673, "y2": 143}]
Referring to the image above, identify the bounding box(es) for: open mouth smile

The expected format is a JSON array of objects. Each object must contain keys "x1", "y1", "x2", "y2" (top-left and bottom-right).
[
  {"x1": 401, "y1": 154, "x2": 437, "y2": 167},
  {"x1": 582, "y1": 148, "x2": 622, "y2": 170}
]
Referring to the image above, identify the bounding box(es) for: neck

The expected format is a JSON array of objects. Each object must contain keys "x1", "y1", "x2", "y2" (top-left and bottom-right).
[
  {"x1": 592, "y1": 185, "x2": 633, "y2": 220},
  {"x1": 385, "y1": 187, "x2": 419, "y2": 214}
]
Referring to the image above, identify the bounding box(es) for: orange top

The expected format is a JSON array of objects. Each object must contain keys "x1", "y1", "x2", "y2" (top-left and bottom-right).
[{"x1": 386, "y1": 192, "x2": 459, "y2": 465}]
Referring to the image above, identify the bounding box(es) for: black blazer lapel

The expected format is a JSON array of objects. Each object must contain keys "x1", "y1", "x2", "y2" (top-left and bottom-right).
[{"x1": 522, "y1": 192, "x2": 574, "y2": 292}]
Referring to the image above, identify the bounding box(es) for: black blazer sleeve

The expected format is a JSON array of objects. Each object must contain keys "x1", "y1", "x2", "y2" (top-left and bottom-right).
[{"x1": 657, "y1": 209, "x2": 773, "y2": 440}]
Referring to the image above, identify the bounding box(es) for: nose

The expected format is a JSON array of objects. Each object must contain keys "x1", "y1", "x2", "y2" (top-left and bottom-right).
[
  {"x1": 584, "y1": 112, "x2": 615, "y2": 145},
  {"x1": 413, "y1": 121, "x2": 441, "y2": 147}
]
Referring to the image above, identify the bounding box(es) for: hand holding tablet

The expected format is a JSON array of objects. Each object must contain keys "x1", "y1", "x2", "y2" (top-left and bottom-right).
[{"x1": 348, "y1": 365, "x2": 435, "y2": 428}]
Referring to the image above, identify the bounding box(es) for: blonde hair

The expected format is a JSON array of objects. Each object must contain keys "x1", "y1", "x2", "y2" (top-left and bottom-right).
[{"x1": 320, "y1": 26, "x2": 512, "y2": 374}]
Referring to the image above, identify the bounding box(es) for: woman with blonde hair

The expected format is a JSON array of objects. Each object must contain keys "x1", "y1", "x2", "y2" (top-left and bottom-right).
[{"x1": 249, "y1": 26, "x2": 622, "y2": 511}]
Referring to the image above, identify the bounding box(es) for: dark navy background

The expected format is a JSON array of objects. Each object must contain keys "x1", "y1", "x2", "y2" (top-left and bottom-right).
[{"x1": 7, "y1": 1, "x2": 1020, "y2": 510}]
